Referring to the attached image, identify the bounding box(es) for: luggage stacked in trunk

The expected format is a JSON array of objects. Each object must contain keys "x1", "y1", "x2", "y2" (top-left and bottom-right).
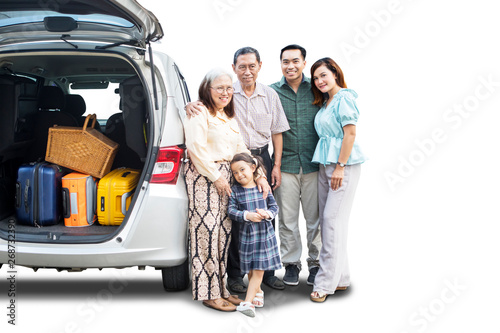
[
  {"x1": 97, "y1": 168, "x2": 141, "y2": 226},
  {"x1": 13, "y1": 115, "x2": 140, "y2": 228},
  {"x1": 15, "y1": 162, "x2": 65, "y2": 227}
]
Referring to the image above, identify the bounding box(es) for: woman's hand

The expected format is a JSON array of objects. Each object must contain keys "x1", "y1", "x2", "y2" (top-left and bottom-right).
[
  {"x1": 214, "y1": 176, "x2": 231, "y2": 197},
  {"x1": 331, "y1": 165, "x2": 345, "y2": 191}
]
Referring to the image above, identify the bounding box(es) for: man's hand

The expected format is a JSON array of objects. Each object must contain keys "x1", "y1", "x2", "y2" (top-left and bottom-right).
[
  {"x1": 256, "y1": 177, "x2": 271, "y2": 199},
  {"x1": 185, "y1": 101, "x2": 205, "y2": 117},
  {"x1": 271, "y1": 165, "x2": 281, "y2": 190}
]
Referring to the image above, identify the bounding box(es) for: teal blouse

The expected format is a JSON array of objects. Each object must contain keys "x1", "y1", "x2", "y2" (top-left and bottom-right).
[{"x1": 312, "y1": 88, "x2": 366, "y2": 166}]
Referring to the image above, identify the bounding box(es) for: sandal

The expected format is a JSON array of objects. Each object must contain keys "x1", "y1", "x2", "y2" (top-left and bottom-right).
[
  {"x1": 224, "y1": 294, "x2": 243, "y2": 306},
  {"x1": 202, "y1": 298, "x2": 236, "y2": 312},
  {"x1": 252, "y1": 291, "x2": 264, "y2": 308},
  {"x1": 310, "y1": 291, "x2": 328, "y2": 303},
  {"x1": 236, "y1": 301, "x2": 256, "y2": 318}
]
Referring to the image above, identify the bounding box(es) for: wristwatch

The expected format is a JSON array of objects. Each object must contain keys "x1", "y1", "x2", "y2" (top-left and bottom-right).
[{"x1": 337, "y1": 162, "x2": 346, "y2": 168}]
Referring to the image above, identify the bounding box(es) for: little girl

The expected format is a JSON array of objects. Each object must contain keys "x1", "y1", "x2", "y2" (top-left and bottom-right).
[{"x1": 228, "y1": 153, "x2": 281, "y2": 318}]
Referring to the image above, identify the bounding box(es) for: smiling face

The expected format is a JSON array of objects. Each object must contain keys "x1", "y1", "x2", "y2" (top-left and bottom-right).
[
  {"x1": 231, "y1": 160, "x2": 256, "y2": 187},
  {"x1": 312, "y1": 64, "x2": 339, "y2": 95},
  {"x1": 232, "y1": 53, "x2": 261, "y2": 88},
  {"x1": 210, "y1": 74, "x2": 233, "y2": 111},
  {"x1": 281, "y1": 49, "x2": 306, "y2": 82}
]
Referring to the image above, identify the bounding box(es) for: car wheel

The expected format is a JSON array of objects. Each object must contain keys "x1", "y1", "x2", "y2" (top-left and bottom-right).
[{"x1": 161, "y1": 259, "x2": 189, "y2": 291}]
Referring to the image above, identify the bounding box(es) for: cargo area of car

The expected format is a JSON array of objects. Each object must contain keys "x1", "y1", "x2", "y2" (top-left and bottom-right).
[{"x1": 0, "y1": 51, "x2": 150, "y2": 243}]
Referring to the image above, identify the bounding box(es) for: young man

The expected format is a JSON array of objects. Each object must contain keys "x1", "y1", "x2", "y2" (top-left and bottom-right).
[
  {"x1": 185, "y1": 47, "x2": 290, "y2": 292},
  {"x1": 270, "y1": 45, "x2": 322, "y2": 286}
]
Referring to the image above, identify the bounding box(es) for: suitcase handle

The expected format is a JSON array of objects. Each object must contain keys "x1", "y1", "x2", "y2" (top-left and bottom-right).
[
  {"x1": 62, "y1": 188, "x2": 71, "y2": 219},
  {"x1": 24, "y1": 179, "x2": 30, "y2": 213},
  {"x1": 15, "y1": 182, "x2": 21, "y2": 208},
  {"x1": 83, "y1": 114, "x2": 97, "y2": 131},
  {"x1": 121, "y1": 191, "x2": 134, "y2": 216}
]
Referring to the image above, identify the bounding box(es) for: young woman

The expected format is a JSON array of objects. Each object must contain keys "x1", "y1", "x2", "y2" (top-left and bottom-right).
[{"x1": 309, "y1": 58, "x2": 367, "y2": 302}]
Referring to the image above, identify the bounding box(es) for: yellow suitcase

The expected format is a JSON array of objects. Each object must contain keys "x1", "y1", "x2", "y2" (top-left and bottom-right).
[{"x1": 97, "y1": 168, "x2": 140, "y2": 226}]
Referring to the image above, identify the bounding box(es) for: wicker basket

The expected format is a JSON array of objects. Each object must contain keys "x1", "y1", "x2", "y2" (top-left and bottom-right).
[{"x1": 45, "y1": 114, "x2": 119, "y2": 178}]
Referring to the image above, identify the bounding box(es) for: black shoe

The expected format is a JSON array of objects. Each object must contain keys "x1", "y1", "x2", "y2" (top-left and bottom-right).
[
  {"x1": 227, "y1": 276, "x2": 247, "y2": 293},
  {"x1": 283, "y1": 265, "x2": 299, "y2": 286},
  {"x1": 307, "y1": 267, "x2": 319, "y2": 286},
  {"x1": 263, "y1": 276, "x2": 285, "y2": 290}
]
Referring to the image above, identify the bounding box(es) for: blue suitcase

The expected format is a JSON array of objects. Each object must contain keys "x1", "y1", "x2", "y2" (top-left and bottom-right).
[{"x1": 15, "y1": 162, "x2": 65, "y2": 227}]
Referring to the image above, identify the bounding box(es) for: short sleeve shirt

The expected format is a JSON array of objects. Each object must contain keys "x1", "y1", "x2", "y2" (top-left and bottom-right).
[
  {"x1": 270, "y1": 75, "x2": 320, "y2": 174},
  {"x1": 312, "y1": 89, "x2": 367, "y2": 165},
  {"x1": 232, "y1": 81, "x2": 290, "y2": 149}
]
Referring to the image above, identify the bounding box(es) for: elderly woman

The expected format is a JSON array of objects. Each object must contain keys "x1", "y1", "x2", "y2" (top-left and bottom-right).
[{"x1": 183, "y1": 68, "x2": 267, "y2": 312}]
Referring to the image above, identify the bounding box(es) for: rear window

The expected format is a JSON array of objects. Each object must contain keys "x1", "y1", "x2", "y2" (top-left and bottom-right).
[
  {"x1": 0, "y1": 11, "x2": 134, "y2": 28},
  {"x1": 69, "y1": 82, "x2": 121, "y2": 123}
]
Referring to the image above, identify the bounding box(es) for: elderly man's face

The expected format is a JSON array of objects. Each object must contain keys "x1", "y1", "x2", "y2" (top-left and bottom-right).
[{"x1": 232, "y1": 53, "x2": 261, "y2": 88}]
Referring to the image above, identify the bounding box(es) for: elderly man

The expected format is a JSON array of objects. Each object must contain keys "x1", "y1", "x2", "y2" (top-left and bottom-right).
[{"x1": 186, "y1": 47, "x2": 290, "y2": 292}]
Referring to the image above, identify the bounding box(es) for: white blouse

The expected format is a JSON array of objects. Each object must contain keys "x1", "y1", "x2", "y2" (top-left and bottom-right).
[{"x1": 184, "y1": 106, "x2": 250, "y2": 182}]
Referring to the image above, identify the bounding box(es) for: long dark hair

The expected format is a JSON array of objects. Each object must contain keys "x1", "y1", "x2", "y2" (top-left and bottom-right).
[
  {"x1": 198, "y1": 68, "x2": 235, "y2": 118},
  {"x1": 230, "y1": 153, "x2": 266, "y2": 179},
  {"x1": 310, "y1": 57, "x2": 347, "y2": 107}
]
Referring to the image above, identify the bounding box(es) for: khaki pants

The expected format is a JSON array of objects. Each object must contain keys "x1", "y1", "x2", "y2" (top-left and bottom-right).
[{"x1": 275, "y1": 169, "x2": 321, "y2": 271}]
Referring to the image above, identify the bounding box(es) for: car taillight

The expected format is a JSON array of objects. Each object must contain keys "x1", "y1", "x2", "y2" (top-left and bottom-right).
[{"x1": 151, "y1": 146, "x2": 184, "y2": 184}]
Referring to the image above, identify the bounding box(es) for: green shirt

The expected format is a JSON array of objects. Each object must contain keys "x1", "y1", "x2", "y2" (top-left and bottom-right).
[{"x1": 270, "y1": 75, "x2": 320, "y2": 174}]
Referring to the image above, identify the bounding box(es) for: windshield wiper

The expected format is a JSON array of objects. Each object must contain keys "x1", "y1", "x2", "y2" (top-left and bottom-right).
[{"x1": 61, "y1": 34, "x2": 78, "y2": 49}]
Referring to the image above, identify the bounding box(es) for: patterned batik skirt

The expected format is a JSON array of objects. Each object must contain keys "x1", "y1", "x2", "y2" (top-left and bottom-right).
[{"x1": 184, "y1": 160, "x2": 232, "y2": 301}]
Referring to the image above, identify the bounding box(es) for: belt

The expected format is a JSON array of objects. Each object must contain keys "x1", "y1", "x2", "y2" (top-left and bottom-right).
[{"x1": 250, "y1": 144, "x2": 268, "y2": 155}]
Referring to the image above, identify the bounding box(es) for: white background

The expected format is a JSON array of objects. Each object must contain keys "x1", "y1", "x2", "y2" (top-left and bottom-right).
[{"x1": 2, "y1": 0, "x2": 500, "y2": 332}]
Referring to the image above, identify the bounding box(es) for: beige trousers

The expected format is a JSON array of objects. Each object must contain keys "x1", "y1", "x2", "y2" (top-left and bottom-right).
[
  {"x1": 313, "y1": 163, "x2": 361, "y2": 294},
  {"x1": 275, "y1": 169, "x2": 321, "y2": 271}
]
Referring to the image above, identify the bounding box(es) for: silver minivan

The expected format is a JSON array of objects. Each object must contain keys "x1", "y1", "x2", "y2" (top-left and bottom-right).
[{"x1": 0, "y1": 0, "x2": 190, "y2": 291}]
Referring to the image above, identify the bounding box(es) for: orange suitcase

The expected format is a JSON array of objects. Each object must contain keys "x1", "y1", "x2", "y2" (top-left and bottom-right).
[
  {"x1": 97, "y1": 168, "x2": 140, "y2": 226},
  {"x1": 62, "y1": 173, "x2": 97, "y2": 227}
]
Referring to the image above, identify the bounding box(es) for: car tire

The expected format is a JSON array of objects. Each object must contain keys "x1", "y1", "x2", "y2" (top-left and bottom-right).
[{"x1": 161, "y1": 259, "x2": 189, "y2": 291}]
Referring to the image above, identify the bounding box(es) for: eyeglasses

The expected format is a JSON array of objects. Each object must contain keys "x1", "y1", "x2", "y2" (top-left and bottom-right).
[{"x1": 211, "y1": 86, "x2": 234, "y2": 94}]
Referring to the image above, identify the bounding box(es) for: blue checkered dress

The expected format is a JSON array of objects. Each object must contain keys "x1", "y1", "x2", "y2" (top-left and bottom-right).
[{"x1": 228, "y1": 185, "x2": 282, "y2": 274}]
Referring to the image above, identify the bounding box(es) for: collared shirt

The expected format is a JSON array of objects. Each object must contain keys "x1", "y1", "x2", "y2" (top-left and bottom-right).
[
  {"x1": 183, "y1": 106, "x2": 250, "y2": 182},
  {"x1": 232, "y1": 81, "x2": 290, "y2": 149},
  {"x1": 312, "y1": 88, "x2": 366, "y2": 165},
  {"x1": 270, "y1": 75, "x2": 320, "y2": 174}
]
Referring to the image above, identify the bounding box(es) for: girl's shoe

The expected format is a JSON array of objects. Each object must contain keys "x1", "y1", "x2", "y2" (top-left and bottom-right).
[
  {"x1": 237, "y1": 302, "x2": 256, "y2": 317},
  {"x1": 310, "y1": 291, "x2": 328, "y2": 303},
  {"x1": 252, "y1": 291, "x2": 264, "y2": 308}
]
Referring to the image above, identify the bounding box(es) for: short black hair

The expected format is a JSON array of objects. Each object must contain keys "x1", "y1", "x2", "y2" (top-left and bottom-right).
[
  {"x1": 233, "y1": 47, "x2": 261, "y2": 65},
  {"x1": 280, "y1": 44, "x2": 307, "y2": 61}
]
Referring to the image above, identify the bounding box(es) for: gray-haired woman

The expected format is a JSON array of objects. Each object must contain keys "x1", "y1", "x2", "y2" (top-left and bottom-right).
[{"x1": 183, "y1": 68, "x2": 267, "y2": 311}]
